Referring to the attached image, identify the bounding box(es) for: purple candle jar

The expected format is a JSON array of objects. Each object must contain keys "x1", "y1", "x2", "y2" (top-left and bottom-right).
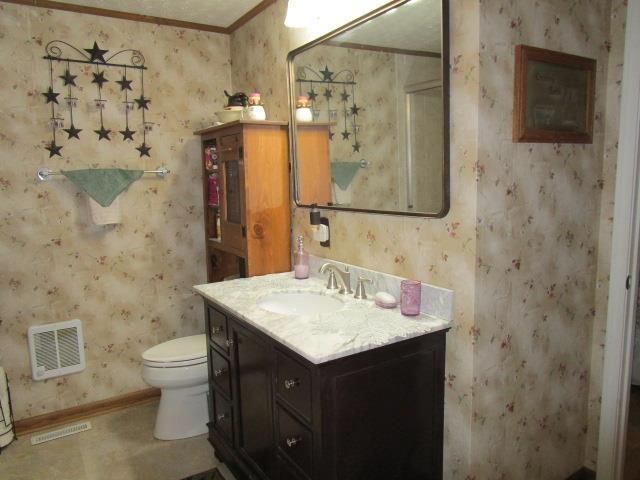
[{"x1": 400, "y1": 280, "x2": 421, "y2": 316}]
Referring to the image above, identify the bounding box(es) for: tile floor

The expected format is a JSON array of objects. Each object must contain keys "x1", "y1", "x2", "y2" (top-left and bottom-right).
[{"x1": 0, "y1": 400, "x2": 237, "y2": 480}]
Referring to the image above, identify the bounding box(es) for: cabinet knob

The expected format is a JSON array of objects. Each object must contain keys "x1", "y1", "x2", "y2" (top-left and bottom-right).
[
  {"x1": 212, "y1": 326, "x2": 223, "y2": 334},
  {"x1": 284, "y1": 378, "x2": 300, "y2": 390},
  {"x1": 225, "y1": 339, "x2": 234, "y2": 347},
  {"x1": 286, "y1": 436, "x2": 301, "y2": 448},
  {"x1": 217, "y1": 413, "x2": 228, "y2": 422},
  {"x1": 214, "y1": 368, "x2": 227, "y2": 378}
]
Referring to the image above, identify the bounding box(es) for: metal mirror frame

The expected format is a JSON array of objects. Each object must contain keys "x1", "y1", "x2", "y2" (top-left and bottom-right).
[{"x1": 287, "y1": 0, "x2": 450, "y2": 218}]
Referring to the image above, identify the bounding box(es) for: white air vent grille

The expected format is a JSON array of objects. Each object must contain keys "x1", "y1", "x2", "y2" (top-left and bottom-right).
[
  {"x1": 30, "y1": 421, "x2": 91, "y2": 445},
  {"x1": 28, "y1": 320, "x2": 85, "y2": 380}
]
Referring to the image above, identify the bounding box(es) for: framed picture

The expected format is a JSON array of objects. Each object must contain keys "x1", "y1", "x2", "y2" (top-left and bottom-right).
[{"x1": 513, "y1": 45, "x2": 596, "y2": 143}]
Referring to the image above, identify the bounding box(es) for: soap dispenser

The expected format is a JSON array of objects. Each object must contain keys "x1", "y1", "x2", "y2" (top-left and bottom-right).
[{"x1": 294, "y1": 235, "x2": 310, "y2": 279}]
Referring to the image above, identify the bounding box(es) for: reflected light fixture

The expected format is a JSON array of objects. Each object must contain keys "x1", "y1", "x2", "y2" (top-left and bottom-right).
[{"x1": 284, "y1": 0, "x2": 311, "y2": 28}]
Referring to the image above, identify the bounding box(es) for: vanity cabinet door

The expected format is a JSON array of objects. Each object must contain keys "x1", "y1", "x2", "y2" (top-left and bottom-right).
[{"x1": 231, "y1": 320, "x2": 276, "y2": 478}]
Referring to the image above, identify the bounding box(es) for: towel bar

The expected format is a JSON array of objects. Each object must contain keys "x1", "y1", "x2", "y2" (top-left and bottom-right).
[{"x1": 36, "y1": 166, "x2": 170, "y2": 182}]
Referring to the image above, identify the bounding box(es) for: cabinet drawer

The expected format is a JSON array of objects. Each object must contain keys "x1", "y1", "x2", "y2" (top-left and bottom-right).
[
  {"x1": 212, "y1": 390, "x2": 234, "y2": 444},
  {"x1": 219, "y1": 133, "x2": 241, "y2": 160},
  {"x1": 277, "y1": 407, "x2": 313, "y2": 478},
  {"x1": 210, "y1": 348, "x2": 232, "y2": 398},
  {"x1": 208, "y1": 306, "x2": 229, "y2": 353},
  {"x1": 276, "y1": 351, "x2": 312, "y2": 421}
]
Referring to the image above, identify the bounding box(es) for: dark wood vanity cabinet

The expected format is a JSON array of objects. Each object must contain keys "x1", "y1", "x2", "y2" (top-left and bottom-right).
[{"x1": 204, "y1": 300, "x2": 447, "y2": 480}]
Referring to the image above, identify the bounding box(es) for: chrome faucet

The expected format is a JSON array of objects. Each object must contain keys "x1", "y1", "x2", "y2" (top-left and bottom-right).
[{"x1": 319, "y1": 263, "x2": 352, "y2": 295}]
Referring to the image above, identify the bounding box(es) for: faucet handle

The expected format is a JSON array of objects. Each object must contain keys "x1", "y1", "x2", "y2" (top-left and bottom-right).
[
  {"x1": 326, "y1": 270, "x2": 340, "y2": 290},
  {"x1": 354, "y1": 276, "x2": 373, "y2": 300}
]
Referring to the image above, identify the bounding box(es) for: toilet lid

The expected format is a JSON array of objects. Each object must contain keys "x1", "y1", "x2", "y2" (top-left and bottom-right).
[{"x1": 142, "y1": 334, "x2": 207, "y2": 363}]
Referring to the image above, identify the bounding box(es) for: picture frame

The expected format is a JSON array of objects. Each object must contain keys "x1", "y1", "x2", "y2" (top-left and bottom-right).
[{"x1": 513, "y1": 45, "x2": 596, "y2": 143}]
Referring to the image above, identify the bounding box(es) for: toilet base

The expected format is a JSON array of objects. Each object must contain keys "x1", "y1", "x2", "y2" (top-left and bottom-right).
[{"x1": 154, "y1": 383, "x2": 209, "y2": 440}]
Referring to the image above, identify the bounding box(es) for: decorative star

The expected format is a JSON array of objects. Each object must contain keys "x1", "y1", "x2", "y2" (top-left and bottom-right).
[
  {"x1": 45, "y1": 141, "x2": 62, "y2": 157},
  {"x1": 119, "y1": 126, "x2": 136, "y2": 141},
  {"x1": 323, "y1": 88, "x2": 333, "y2": 100},
  {"x1": 63, "y1": 124, "x2": 82, "y2": 139},
  {"x1": 320, "y1": 66, "x2": 334, "y2": 82},
  {"x1": 341, "y1": 130, "x2": 351, "y2": 140},
  {"x1": 92, "y1": 71, "x2": 108, "y2": 88},
  {"x1": 134, "y1": 94, "x2": 151, "y2": 110},
  {"x1": 94, "y1": 126, "x2": 111, "y2": 141},
  {"x1": 328, "y1": 130, "x2": 335, "y2": 141},
  {"x1": 84, "y1": 41, "x2": 108, "y2": 63},
  {"x1": 352, "y1": 141, "x2": 361, "y2": 152},
  {"x1": 59, "y1": 69, "x2": 77, "y2": 86},
  {"x1": 116, "y1": 75, "x2": 133, "y2": 91},
  {"x1": 340, "y1": 90, "x2": 350, "y2": 102},
  {"x1": 136, "y1": 142, "x2": 151, "y2": 157},
  {"x1": 42, "y1": 87, "x2": 60, "y2": 104},
  {"x1": 350, "y1": 104, "x2": 360, "y2": 116},
  {"x1": 307, "y1": 89, "x2": 318, "y2": 102}
]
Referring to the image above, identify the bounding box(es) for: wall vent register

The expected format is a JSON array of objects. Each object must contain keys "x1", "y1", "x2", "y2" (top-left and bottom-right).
[{"x1": 28, "y1": 319, "x2": 86, "y2": 380}]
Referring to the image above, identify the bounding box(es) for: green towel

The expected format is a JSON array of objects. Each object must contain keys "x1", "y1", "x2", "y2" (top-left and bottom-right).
[
  {"x1": 61, "y1": 169, "x2": 144, "y2": 207},
  {"x1": 331, "y1": 162, "x2": 360, "y2": 190}
]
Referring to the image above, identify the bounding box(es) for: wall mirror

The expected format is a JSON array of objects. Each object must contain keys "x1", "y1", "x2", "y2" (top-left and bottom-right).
[{"x1": 287, "y1": 0, "x2": 449, "y2": 217}]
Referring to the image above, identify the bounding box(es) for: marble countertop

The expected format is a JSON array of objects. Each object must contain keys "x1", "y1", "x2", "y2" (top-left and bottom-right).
[{"x1": 193, "y1": 272, "x2": 451, "y2": 365}]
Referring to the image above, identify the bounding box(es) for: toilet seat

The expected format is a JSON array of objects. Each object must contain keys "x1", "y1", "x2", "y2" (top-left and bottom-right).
[{"x1": 142, "y1": 334, "x2": 207, "y2": 368}]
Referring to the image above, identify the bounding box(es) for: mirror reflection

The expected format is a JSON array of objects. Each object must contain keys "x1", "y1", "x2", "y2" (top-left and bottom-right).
[{"x1": 290, "y1": 0, "x2": 448, "y2": 216}]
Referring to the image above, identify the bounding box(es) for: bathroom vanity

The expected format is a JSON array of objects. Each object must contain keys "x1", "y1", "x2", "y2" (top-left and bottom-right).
[{"x1": 194, "y1": 273, "x2": 450, "y2": 480}]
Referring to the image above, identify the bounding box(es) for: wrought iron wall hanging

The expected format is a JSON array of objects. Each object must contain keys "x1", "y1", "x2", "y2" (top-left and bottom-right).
[
  {"x1": 42, "y1": 40, "x2": 152, "y2": 158},
  {"x1": 295, "y1": 65, "x2": 362, "y2": 152}
]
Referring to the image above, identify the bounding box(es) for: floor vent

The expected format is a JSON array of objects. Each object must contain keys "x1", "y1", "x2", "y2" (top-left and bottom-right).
[
  {"x1": 27, "y1": 319, "x2": 85, "y2": 380},
  {"x1": 30, "y1": 421, "x2": 92, "y2": 446}
]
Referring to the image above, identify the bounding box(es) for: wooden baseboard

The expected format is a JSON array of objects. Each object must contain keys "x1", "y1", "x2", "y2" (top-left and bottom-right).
[
  {"x1": 566, "y1": 467, "x2": 596, "y2": 480},
  {"x1": 14, "y1": 387, "x2": 160, "y2": 436}
]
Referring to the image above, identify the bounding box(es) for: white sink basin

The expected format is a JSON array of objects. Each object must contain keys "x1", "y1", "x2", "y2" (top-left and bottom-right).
[{"x1": 257, "y1": 292, "x2": 344, "y2": 316}]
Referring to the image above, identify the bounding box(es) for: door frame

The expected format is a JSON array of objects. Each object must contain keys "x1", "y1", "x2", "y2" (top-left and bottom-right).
[{"x1": 597, "y1": 0, "x2": 640, "y2": 477}]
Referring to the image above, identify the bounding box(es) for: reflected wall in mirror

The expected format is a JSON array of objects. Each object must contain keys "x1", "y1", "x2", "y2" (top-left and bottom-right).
[{"x1": 288, "y1": 0, "x2": 449, "y2": 217}]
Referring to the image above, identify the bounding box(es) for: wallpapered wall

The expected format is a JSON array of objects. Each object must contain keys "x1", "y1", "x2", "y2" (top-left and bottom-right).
[
  {"x1": 231, "y1": 0, "x2": 624, "y2": 477},
  {"x1": 0, "y1": 3, "x2": 231, "y2": 420}
]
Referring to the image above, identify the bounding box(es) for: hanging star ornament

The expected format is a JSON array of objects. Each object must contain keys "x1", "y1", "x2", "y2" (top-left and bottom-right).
[
  {"x1": 323, "y1": 88, "x2": 333, "y2": 100},
  {"x1": 45, "y1": 141, "x2": 62, "y2": 157},
  {"x1": 320, "y1": 66, "x2": 333, "y2": 82},
  {"x1": 94, "y1": 126, "x2": 111, "y2": 141},
  {"x1": 84, "y1": 41, "x2": 108, "y2": 63},
  {"x1": 63, "y1": 124, "x2": 82, "y2": 139},
  {"x1": 134, "y1": 94, "x2": 151, "y2": 110},
  {"x1": 307, "y1": 89, "x2": 318, "y2": 102},
  {"x1": 116, "y1": 75, "x2": 133, "y2": 91},
  {"x1": 341, "y1": 130, "x2": 351, "y2": 140},
  {"x1": 92, "y1": 71, "x2": 108, "y2": 88},
  {"x1": 352, "y1": 141, "x2": 361, "y2": 152},
  {"x1": 350, "y1": 104, "x2": 360, "y2": 116},
  {"x1": 340, "y1": 90, "x2": 350, "y2": 102},
  {"x1": 136, "y1": 142, "x2": 151, "y2": 157},
  {"x1": 328, "y1": 130, "x2": 335, "y2": 141},
  {"x1": 59, "y1": 69, "x2": 77, "y2": 86},
  {"x1": 119, "y1": 126, "x2": 136, "y2": 141},
  {"x1": 42, "y1": 87, "x2": 60, "y2": 104}
]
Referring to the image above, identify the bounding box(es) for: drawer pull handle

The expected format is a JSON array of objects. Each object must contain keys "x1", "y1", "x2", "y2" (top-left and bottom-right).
[
  {"x1": 214, "y1": 368, "x2": 227, "y2": 377},
  {"x1": 220, "y1": 146, "x2": 234, "y2": 152},
  {"x1": 286, "y1": 436, "x2": 301, "y2": 448},
  {"x1": 212, "y1": 326, "x2": 223, "y2": 334},
  {"x1": 225, "y1": 339, "x2": 234, "y2": 347},
  {"x1": 284, "y1": 378, "x2": 300, "y2": 390},
  {"x1": 217, "y1": 413, "x2": 228, "y2": 422}
]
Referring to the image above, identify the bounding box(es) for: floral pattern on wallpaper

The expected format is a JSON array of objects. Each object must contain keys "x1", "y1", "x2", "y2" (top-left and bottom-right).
[{"x1": 0, "y1": 3, "x2": 231, "y2": 420}]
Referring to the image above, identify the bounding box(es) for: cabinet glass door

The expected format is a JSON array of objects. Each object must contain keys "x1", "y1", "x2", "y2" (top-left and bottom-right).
[{"x1": 219, "y1": 132, "x2": 246, "y2": 253}]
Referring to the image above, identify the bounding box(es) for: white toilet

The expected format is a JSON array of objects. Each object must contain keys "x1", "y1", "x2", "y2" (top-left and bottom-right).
[{"x1": 142, "y1": 334, "x2": 209, "y2": 440}]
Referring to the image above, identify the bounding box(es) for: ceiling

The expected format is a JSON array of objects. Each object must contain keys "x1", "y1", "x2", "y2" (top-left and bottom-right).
[
  {"x1": 43, "y1": 0, "x2": 264, "y2": 29},
  {"x1": 333, "y1": 0, "x2": 442, "y2": 54}
]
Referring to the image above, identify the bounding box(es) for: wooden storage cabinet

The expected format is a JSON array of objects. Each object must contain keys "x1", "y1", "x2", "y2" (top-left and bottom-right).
[
  {"x1": 195, "y1": 121, "x2": 291, "y2": 283},
  {"x1": 204, "y1": 300, "x2": 447, "y2": 480}
]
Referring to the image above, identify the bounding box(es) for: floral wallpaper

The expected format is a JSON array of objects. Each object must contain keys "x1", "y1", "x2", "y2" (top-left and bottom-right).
[
  {"x1": 0, "y1": 3, "x2": 231, "y2": 420},
  {"x1": 232, "y1": 0, "x2": 625, "y2": 477}
]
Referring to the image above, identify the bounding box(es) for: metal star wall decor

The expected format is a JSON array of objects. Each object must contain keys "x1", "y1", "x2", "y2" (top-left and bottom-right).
[
  {"x1": 84, "y1": 41, "x2": 108, "y2": 63},
  {"x1": 41, "y1": 40, "x2": 151, "y2": 157},
  {"x1": 295, "y1": 65, "x2": 359, "y2": 150}
]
